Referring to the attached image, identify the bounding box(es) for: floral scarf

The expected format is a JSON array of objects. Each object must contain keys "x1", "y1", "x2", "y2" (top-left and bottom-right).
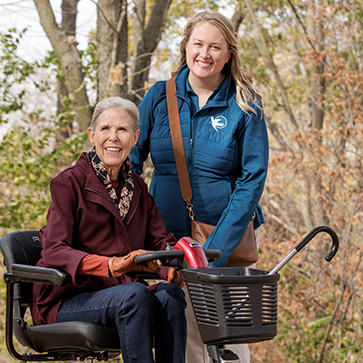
[{"x1": 86, "y1": 147, "x2": 134, "y2": 220}]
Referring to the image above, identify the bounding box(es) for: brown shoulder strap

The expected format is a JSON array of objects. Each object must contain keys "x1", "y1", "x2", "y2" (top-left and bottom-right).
[{"x1": 166, "y1": 77, "x2": 194, "y2": 215}]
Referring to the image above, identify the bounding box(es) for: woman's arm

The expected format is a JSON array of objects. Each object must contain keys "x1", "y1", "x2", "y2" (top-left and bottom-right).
[
  {"x1": 77, "y1": 254, "x2": 110, "y2": 277},
  {"x1": 40, "y1": 173, "x2": 88, "y2": 270},
  {"x1": 77, "y1": 252, "x2": 164, "y2": 278},
  {"x1": 203, "y1": 102, "x2": 269, "y2": 267}
]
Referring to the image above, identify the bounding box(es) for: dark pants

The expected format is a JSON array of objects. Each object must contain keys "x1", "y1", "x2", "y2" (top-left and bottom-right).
[{"x1": 57, "y1": 282, "x2": 186, "y2": 363}]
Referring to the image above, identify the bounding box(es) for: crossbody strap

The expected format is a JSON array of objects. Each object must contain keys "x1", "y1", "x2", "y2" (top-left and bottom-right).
[{"x1": 166, "y1": 77, "x2": 194, "y2": 220}]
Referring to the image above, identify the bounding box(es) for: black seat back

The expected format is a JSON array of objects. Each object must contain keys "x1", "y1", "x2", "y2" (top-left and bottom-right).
[
  {"x1": 1, "y1": 230, "x2": 121, "y2": 361},
  {"x1": 0, "y1": 230, "x2": 41, "y2": 268},
  {"x1": 0, "y1": 230, "x2": 41, "y2": 348}
]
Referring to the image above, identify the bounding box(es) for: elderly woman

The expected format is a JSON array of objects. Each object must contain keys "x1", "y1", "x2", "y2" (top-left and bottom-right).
[{"x1": 31, "y1": 97, "x2": 187, "y2": 363}]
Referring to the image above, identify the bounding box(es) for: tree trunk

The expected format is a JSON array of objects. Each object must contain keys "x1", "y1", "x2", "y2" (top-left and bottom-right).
[
  {"x1": 243, "y1": 0, "x2": 299, "y2": 130},
  {"x1": 129, "y1": 0, "x2": 172, "y2": 105},
  {"x1": 231, "y1": 11, "x2": 244, "y2": 32},
  {"x1": 57, "y1": 0, "x2": 79, "y2": 140},
  {"x1": 33, "y1": 0, "x2": 91, "y2": 133},
  {"x1": 306, "y1": 0, "x2": 328, "y2": 225},
  {"x1": 97, "y1": 0, "x2": 128, "y2": 99},
  {"x1": 96, "y1": 0, "x2": 171, "y2": 105},
  {"x1": 307, "y1": 0, "x2": 325, "y2": 129}
]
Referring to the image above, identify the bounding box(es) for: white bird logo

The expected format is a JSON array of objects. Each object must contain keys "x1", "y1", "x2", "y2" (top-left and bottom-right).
[{"x1": 210, "y1": 115, "x2": 227, "y2": 131}]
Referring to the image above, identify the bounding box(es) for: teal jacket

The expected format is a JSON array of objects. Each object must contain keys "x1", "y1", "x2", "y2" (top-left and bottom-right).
[{"x1": 131, "y1": 64, "x2": 269, "y2": 267}]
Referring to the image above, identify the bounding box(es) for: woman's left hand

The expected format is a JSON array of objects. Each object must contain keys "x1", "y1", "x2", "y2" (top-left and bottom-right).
[
  {"x1": 109, "y1": 250, "x2": 161, "y2": 278},
  {"x1": 167, "y1": 267, "x2": 185, "y2": 288}
]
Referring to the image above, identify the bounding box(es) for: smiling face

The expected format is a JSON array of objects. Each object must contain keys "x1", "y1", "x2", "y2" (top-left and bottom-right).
[
  {"x1": 88, "y1": 107, "x2": 140, "y2": 180},
  {"x1": 185, "y1": 21, "x2": 230, "y2": 86}
]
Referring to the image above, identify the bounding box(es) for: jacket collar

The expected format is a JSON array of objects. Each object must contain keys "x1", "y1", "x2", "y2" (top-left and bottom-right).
[
  {"x1": 174, "y1": 63, "x2": 233, "y2": 106},
  {"x1": 78, "y1": 153, "x2": 141, "y2": 226}
]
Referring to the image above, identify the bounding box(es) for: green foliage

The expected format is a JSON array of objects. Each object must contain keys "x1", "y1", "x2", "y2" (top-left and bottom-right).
[
  {"x1": 0, "y1": 28, "x2": 34, "y2": 120},
  {"x1": 276, "y1": 301, "x2": 362, "y2": 362},
  {"x1": 0, "y1": 124, "x2": 86, "y2": 234},
  {"x1": 80, "y1": 34, "x2": 98, "y2": 91},
  {"x1": 0, "y1": 29, "x2": 88, "y2": 235},
  {"x1": 168, "y1": 0, "x2": 218, "y2": 21},
  {"x1": 277, "y1": 310, "x2": 332, "y2": 362}
]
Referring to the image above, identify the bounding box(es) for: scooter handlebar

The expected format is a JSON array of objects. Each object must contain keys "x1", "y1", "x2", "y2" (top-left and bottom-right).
[
  {"x1": 204, "y1": 249, "x2": 222, "y2": 262},
  {"x1": 134, "y1": 250, "x2": 185, "y2": 267},
  {"x1": 134, "y1": 248, "x2": 221, "y2": 267},
  {"x1": 294, "y1": 225, "x2": 339, "y2": 262},
  {"x1": 268, "y1": 225, "x2": 339, "y2": 275}
]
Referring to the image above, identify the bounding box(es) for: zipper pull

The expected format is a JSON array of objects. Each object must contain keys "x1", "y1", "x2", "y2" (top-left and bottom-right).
[{"x1": 190, "y1": 138, "x2": 193, "y2": 149}]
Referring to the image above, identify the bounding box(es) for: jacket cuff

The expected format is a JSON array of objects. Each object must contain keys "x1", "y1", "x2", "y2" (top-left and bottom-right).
[{"x1": 158, "y1": 265, "x2": 169, "y2": 280}]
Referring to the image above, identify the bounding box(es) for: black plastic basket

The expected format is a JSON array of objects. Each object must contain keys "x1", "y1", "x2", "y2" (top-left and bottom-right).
[{"x1": 183, "y1": 267, "x2": 280, "y2": 345}]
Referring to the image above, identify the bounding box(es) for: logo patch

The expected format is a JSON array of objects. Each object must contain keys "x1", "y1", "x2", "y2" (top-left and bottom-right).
[{"x1": 210, "y1": 115, "x2": 227, "y2": 131}]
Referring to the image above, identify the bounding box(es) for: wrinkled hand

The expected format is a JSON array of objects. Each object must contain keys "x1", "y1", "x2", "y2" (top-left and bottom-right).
[
  {"x1": 167, "y1": 267, "x2": 185, "y2": 288},
  {"x1": 109, "y1": 250, "x2": 161, "y2": 278}
]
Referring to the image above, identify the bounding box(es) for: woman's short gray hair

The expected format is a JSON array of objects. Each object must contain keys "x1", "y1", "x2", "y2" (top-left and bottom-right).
[{"x1": 91, "y1": 97, "x2": 139, "y2": 132}]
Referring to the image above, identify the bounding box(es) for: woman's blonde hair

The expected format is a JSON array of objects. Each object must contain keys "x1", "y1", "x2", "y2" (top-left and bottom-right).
[{"x1": 173, "y1": 11, "x2": 262, "y2": 115}]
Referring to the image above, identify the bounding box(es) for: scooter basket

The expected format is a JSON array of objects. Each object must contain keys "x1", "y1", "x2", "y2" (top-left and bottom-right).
[{"x1": 183, "y1": 267, "x2": 280, "y2": 345}]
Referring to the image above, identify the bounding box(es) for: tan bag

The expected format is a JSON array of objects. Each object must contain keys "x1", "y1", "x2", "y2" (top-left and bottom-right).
[
  {"x1": 166, "y1": 78, "x2": 258, "y2": 267},
  {"x1": 191, "y1": 218, "x2": 257, "y2": 267}
]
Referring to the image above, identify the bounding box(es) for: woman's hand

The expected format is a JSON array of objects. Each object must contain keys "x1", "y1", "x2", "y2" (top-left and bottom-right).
[
  {"x1": 167, "y1": 267, "x2": 185, "y2": 288},
  {"x1": 109, "y1": 250, "x2": 161, "y2": 278}
]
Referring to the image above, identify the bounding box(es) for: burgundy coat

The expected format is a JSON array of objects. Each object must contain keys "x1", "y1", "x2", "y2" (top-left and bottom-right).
[{"x1": 31, "y1": 153, "x2": 176, "y2": 325}]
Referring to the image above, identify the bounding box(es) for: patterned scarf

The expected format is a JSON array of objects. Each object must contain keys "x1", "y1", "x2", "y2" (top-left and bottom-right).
[{"x1": 86, "y1": 147, "x2": 134, "y2": 220}]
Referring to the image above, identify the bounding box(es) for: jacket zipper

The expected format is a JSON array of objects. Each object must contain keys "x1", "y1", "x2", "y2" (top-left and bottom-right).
[
  {"x1": 125, "y1": 191, "x2": 141, "y2": 226},
  {"x1": 85, "y1": 187, "x2": 115, "y2": 205}
]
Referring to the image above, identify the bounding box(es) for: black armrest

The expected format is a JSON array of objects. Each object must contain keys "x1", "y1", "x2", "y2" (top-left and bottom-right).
[{"x1": 10, "y1": 264, "x2": 68, "y2": 286}]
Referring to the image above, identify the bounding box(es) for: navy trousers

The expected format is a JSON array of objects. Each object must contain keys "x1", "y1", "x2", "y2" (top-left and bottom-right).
[{"x1": 57, "y1": 282, "x2": 186, "y2": 363}]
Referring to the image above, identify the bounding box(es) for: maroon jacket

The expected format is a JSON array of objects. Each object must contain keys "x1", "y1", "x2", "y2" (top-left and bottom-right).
[{"x1": 31, "y1": 153, "x2": 176, "y2": 325}]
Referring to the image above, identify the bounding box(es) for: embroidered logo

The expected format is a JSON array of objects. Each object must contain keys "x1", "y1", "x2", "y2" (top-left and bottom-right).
[{"x1": 210, "y1": 115, "x2": 227, "y2": 131}]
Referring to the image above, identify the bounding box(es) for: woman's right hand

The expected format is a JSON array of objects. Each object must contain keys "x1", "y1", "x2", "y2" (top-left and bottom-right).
[
  {"x1": 167, "y1": 267, "x2": 185, "y2": 288},
  {"x1": 108, "y1": 250, "x2": 161, "y2": 278}
]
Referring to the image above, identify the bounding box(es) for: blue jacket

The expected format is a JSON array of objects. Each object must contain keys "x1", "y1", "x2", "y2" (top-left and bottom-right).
[{"x1": 131, "y1": 64, "x2": 269, "y2": 267}]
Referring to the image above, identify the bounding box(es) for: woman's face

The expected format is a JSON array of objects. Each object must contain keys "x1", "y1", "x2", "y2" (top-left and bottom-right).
[
  {"x1": 88, "y1": 107, "x2": 139, "y2": 179},
  {"x1": 185, "y1": 21, "x2": 230, "y2": 84}
]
